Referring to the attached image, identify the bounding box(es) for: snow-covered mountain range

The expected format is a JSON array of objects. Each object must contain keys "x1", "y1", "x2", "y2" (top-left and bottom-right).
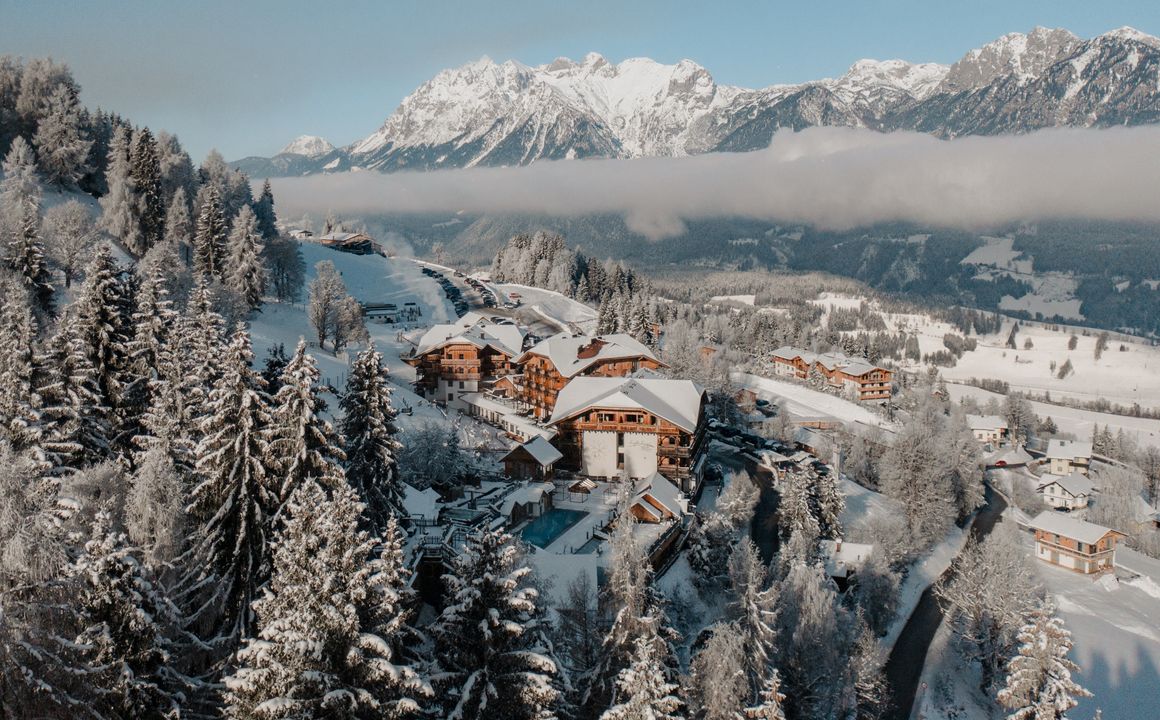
[{"x1": 232, "y1": 26, "x2": 1160, "y2": 176}]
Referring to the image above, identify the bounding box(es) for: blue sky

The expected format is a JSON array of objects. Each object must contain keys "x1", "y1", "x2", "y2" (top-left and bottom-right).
[{"x1": 2, "y1": 0, "x2": 1158, "y2": 161}]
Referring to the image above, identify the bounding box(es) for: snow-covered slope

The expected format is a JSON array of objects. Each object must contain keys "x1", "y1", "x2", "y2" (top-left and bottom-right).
[
  {"x1": 234, "y1": 25, "x2": 1160, "y2": 174},
  {"x1": 278, "y1": 135, "x2": 336, "y2": 157}
]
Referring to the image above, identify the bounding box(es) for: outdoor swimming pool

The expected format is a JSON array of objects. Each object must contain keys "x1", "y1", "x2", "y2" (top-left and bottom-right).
[{"x1": 521, "y1": 508, "x2": 588, "y2": 549}]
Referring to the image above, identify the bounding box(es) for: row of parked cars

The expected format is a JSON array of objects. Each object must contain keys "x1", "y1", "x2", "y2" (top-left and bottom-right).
[{"x1": 421, "y1": 266, "x2": 470, "y2": 317}]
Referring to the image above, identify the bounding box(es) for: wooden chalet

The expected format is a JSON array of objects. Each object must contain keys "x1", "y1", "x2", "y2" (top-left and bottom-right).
[
  {"x1": 502, "y1": 436, "x2": 564, "y2": 481},
  {"x1": 547, "y1": 375, "x2": 707, "y2": 491},
  {"x1": 513, "y1": 333, "x2": 664, "y2": 420},
  {"x1": 402, "y1": 313, "x2": 525, "y2": 405},
  {"x1": 770, "y1": 346, "x2": 893, "y2": 402}
]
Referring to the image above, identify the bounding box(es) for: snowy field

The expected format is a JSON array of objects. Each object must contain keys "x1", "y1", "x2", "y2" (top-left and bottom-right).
[
  {"x1": 1042, "y1": 547, "x2": 1160, "y2": 719},
  {"x1": 812, "y1": 293, "x2": 1160, "y2": 410},
  {"x1": 946, "y1": 382, "x2": 1160, "y2": 450},
  {"x1": 733, "y1": 371, "x2": 895, "y2": 430},
  {"x1": 708, "y1": 294, "x2": 756, "y2": 306},
  {"x1": 496, "y1": 283, "x2": 599, "y2": 333}
]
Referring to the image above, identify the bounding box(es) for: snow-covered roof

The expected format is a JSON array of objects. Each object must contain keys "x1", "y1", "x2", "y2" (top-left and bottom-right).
[
  {"x1": 772, "y1": 346, "x2": 816, "y2": 363},
  {"x1": 413, "y1": 312, "x2": 525, "y2": 357},
  {"x1": 504, "y1": 436, "x2": 563, "y2": 467},
  {"x1": 967, "y1": 414, "x2": 1008, "y2": 431},
  {"x1": 548, "y1": 376, "x2": 704, "y2": 433},
  {"x1": 500, "y1": 482, "x2": 554, "y2": 516},
  {"x1": 838, "y1": 360, "x2": 881, "y2": 378},
  {"x1": 992, "y1": 445, "x2": 1032, "y2": 466},
  {"x1": 1037, "y1": 472, "x2": 1093, "y2": 498},
  {"x1": 1046, "y1": 439, "x2": 1094, "y2": 461},
  {"x1": 318, "y1": 231, "x2": 370, "y2": 242},
  {"x1": 631, "y1": 472, "x2": 688, "y2": 518},
  {"x1": 1029, "y1": 511, "x2": 1121, "y2": 545},
  {"x1": 402, "y1": 485, "x2": 441, "y2": 520},
  {"x1": 770, "y1": 345, "x2": 885, "y2": 376},
  {"x1": 820, "y1": 540, "x2": 873, "y2": 578},
  {"x1": 518, "y1": 332, "x2": 660, "y2": 378}
]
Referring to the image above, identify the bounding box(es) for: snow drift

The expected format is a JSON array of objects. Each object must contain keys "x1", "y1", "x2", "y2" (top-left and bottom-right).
[{"x1": 270, "y1": 126, "x2": 1160, "y2": 240}]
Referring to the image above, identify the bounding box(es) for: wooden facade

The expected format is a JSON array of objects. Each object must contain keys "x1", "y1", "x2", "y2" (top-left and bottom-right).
[
  {"x1": 770, "y1": 348, "x2": 893, "y2": 402},
  {"x1": 404, "y1": 342, "x2": 517, "y2": 403},
  {"x1": 551, "y1": 405, "x2": 706, "y2": 486},
  {"x1": 518, "y1": 352, "x2": 663, "y2": 420}
]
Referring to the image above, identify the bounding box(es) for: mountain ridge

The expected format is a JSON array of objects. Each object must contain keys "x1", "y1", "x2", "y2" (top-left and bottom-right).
[{"x1": 231, "y1": 25, "x2": 1160, "y2": 177}]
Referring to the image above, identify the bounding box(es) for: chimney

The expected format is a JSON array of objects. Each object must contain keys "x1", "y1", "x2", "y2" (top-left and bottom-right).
[{"x1": 576, "y1": 338, "x2": 607, "y2": 360}]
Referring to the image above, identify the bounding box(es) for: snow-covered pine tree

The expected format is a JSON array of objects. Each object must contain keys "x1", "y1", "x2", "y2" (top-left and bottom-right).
[
  {"x1": 268, "y1": 339, "x2": 346, "y2": 511},
  {"x1": 727, "y1": 538, "x2": 777, "y2": 702},
  {"x1": 164, "y1": 185, "x2": 193, "y2": 261},
  {"x1": 181, "y1": 325, "x2": 277, "y2": 646},
  {"x1": 33, "y1": 83, "x2": 92, "y2": 188},
  {"x1": 778, "y1": 469, "x2": 816, "y2": 542},
  {"x1": 99, "y1": 124, "x2": 142, "y2": 254},
  {"x1": 745, "y1": 672, "x2": 787, "y2": 720},
  {"x1": 193, "y1": 183, "x2": 227, "y2": 278},
  {"x1": 879, "y1": 401, "x2": 957, "y2": 548},
  {"x1": 0, "y1": 279, "x2": 42, "y2": 452},
  {"x1": 1, "y1": 137, "x2": 54, "y2": 313},
  {"x1": 37, "y1": 308, "x2": 113, "y2": 468},
  {"x1": 686, "y1": 621, "x2": 748, "y2": 720},
  {"x1": 224, "y1": 479, "x2": 430, "y2": 720},
  {"x1": 252, "y1": 178, "x2": 278, "y2": 241},
  {"x1": 66, "y1": 512, "x2": 185, "y2": 718},
  {"x1": 339, "y1": 343, "x2": 405, "y2": 533},
  {"x1": 997, "y1": 601, "x2": 1091, "y2": 720},
  {"x1": 225, "y1": 204, "x2": 267, "y2": 311},
  {"x1": 599, "y1": 629, "x2": 683, "y2": 720},
  {"x1": 813, "y1": 467, "x2": 845, "y2": 540},
  {"x1": 432, "y1": 527, "x2": 560, "y2": 720},
  {"x1": 584, "y1": 487, "x2": 680, "y2": 717},
  {"x1": 130, "y1": 127, "x2": 165, "y2": 256},
  {"x1": 174, "y1": 273, "x2": 227, "y2": 424}
]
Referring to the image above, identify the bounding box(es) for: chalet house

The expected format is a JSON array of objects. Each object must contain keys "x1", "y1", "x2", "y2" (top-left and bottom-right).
[
  {"x1": 548, "y1": 376, "x2": 707, "y2": 491},
  {"x1": 1037, "y1": 472, "x2": 1094, "y2": 510},
  {"x1": 317, "y1": 231, "x2": 377, "y2": 255},
  {"x1": 770, "y1": 346, "x2": 892, "y2": 403},
  {"x1": 820, "y1": 540, "x2": 874, "y2": 592},
  {"x1": 514, "y1": 333, "x2": 665, "y2": 420},
  {"x1": 403, "y1": 313, "x2": 526, "y2": 406},
  {"x1": 500, "y1": 482, "x2": 555, "y2": 526},
  {"x1": 629, "y1": 473, "x2": 689, "y2": 524},
  {"x1": 1045, "y1": 439, "x2": 1093, "y2": 476},
  {"x1": 967, "y1": 414, "x2": 1009, "y2": 444},
  {"x1": 1029, "y1": 512, "x2": 1125, "y2": 574},
  {"x1": 502, "y1": 436, "x2": 564, "y2": 481}
]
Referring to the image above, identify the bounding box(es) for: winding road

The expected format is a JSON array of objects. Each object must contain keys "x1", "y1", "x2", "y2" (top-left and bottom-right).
[{"x1": 882, "y1": 482, "x2": 1008, "y2": 720}]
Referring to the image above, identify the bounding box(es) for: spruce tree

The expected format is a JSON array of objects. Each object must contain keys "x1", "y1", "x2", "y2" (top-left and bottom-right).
[
  {"x1": 340, "y1": 343, "x2": 404, "y2": 533},
  {"x1": 193, "y1": 183, "x2": 227, "y2": 278},
  {"x1": 745, "y1": 672, "x2": 787, "y2": 720},
  {"x1": 182, "y1": 325, "x2": 276, "y2": 646},
  {"x1": 727, "y1": 538, "x2": 777, "y2": 703},
  {"x1": 997, "y1": 602, "x2": 1091, "y2": 720},
  {"x1": 1, "y1": 137, "x2": 54, "y2": 313},
  {"x1": 225, "y1": 204, "x2": 267, "y2": 310},
  {"x1": 225, "y1": 480, "x2": 429, "y2": 719},
  {"x1": 432, "y1": 528, "x2": 561, "y2": 720},
  {"x1": 129, "y1": 126, "x2": 165, "y2": 255},
  {"x1": 600, "y1": 629, "x2": 684, "y2": 720},
  {"x1": 0, "y1": 280, "x2": 41, "y2": 451},
  {"x1": 34, "y1": 83, "x2": 91, "y2": 188},
  {"x1": 164, "y1": 185, "x2": 193, "y2": 262},
  {"x1": 268, "y1": 339, "x2": 346, "y2": 511},
  {"x1": 253, "y1": 178, "x2": 278, "y2": 241},
  {"x1": 66, "y1": 512, "x2": 185, "y2": 719},
  {"x1": 37, "y1": 308, "x2": 113, "y2": 468}
]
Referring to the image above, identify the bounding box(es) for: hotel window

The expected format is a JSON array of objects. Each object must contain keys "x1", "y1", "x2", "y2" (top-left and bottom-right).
[{"x1": 624, "y1": 414, "x2": 642, "y2": 423}]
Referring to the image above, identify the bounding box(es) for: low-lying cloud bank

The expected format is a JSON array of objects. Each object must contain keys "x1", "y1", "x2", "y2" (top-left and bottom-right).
[{"x1": 270, "y1": 126, "x2": 1160, "y2": 240}]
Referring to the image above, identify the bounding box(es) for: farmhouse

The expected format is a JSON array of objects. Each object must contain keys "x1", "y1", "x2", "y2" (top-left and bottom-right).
[
  {"x1": 514, "y1": 332, "x2": 665, "y2": 420},
  {"x1": 966, "y1": 414, "x2": 1009, "y2": 444},
  {"x1": 1037, "y1": 472, "x2": 1094, "y2": 510},
  {"x1": 548, "y1": 375, "x2": 707, "y2": 491},
  {"x1": 403, "y1": 313, "x2": 526, "y2": 406},
  {"x1": 1045, "y1": 439, "x2": 1094, "y2": 476},
  {"x1": 770, "y1": 346, "x2": 892, "y2": 402},
  {"x1": 1028, "y1": 511, "x2": 1125, "y2": 574}
]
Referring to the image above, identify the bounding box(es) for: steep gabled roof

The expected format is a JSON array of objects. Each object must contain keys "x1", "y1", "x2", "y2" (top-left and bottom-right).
[
  {"x1": 1037, "y1": 472, "x2": 1094, "y2": 498},
  {"x1": 1046, "y1": 439, "x2": 1094, "y2": 461},
  {"x1": 967, "y1": 414, "x2": 1008, "y2": 431},
  {"x1": 517, "y1": 332, "x2": 661, "y2": 378},
  {"x1": 503, "y1": 436, "x2": 564, "y2": 467},
  {"x1": 413, "y1": 312, "x2": 525, "y2": 357},
  {"x1": 1029, "y1": 511, "x2": 1121, "y2": 545},
  {"x1": 548, "y1": 375, "x2": 704, "y2": 433}
]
